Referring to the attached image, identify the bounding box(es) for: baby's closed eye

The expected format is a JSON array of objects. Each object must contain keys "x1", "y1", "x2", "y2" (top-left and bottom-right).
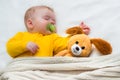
[{"x1": 43, "y1": 16, "x2": 50, "y2": 20}]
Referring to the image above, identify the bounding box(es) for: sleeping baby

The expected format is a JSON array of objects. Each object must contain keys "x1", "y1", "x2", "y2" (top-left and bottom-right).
[{"x1": 6, "y1": 5, "x2": 90, "y2": 58}]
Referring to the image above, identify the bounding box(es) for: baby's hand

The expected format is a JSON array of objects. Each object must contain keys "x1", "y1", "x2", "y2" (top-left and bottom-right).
[
  {"x1": 80, "y1": 22, "x2": 91, "y2": 35},
  {"x1": 26, "y1": 42, "x2": 39, "y2": 54}
]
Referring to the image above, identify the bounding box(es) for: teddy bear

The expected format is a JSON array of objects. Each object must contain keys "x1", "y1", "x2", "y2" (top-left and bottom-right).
[{"x1": 54, "y1": 26, "x2": 112, "y2": 57}]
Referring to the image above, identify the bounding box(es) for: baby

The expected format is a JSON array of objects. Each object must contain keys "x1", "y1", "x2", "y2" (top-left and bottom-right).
[{"x1": 6, "y1": 6, "x2": 90, "y2": 58}]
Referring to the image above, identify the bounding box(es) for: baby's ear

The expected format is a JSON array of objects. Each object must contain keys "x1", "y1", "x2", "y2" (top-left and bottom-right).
[
  {"x1": 66, "y1": 26, "x2": 84, "y2": 35},
  {"x1": 91, "y1": 38, "x2": 112, "y2": 55},
  {"x1": 26, "y1": 19, "x2": 34, "y2": 30}
]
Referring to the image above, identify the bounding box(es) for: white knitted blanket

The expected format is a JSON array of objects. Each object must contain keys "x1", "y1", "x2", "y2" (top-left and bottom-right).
[{"x1": 0, "y1": 54, "x2": 120, "y2": 80}]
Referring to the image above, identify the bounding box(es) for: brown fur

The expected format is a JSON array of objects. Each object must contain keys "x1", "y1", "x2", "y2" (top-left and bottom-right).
[
  {"x1": 91, "y1": 38, "x2": 112, "y2": 55},
  {"x1": 54, "y1": 26, "x2": 112, "y2": 57},
  {"x1": 66, "y1": 26, "x2": 84, "y2": 35}
]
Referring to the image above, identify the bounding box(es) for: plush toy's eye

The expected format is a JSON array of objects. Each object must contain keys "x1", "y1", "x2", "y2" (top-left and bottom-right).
[
  {"x1": 81, "y1": 46, "x2": 85, "y2": 49},
  {"x1": 75, "y1": 41, "x2": 79, "y2": 44}
]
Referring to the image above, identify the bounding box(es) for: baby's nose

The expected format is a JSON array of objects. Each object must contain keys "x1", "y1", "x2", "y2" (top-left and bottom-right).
[{"x1": 50, "y1": 20, "x2": 56, "y2": 25}]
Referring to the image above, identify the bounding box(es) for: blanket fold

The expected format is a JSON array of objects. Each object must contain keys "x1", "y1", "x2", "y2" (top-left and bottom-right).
[{"x1": 0, "y1": 54, "x2": 120, "y2": 80}]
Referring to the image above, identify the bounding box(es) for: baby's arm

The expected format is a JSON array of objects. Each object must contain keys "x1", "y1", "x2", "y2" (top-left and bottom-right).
[
  {"x1": 6, "y1": 32, "x2": 28, "y2": 57},
  {"x1": 53, "y1": 34, "x2": 70, "y2": 55},
  {"x1": 6, "y1": 32, "x2": 39, "y2": 58},
  {"x1": 80, "y1": 22, "x2": 91, "y2": 35}
]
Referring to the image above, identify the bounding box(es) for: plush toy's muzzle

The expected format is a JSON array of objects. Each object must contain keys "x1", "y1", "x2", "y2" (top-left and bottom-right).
[{"x1": 71, "y1": 44, "x2": 82, "y2": 56}]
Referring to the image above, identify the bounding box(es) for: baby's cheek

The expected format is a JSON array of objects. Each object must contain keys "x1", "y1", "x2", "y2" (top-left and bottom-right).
[
  {"x1": 39, "y1": 18, "x2": 48, "y2": 25},
  {"x1": 39, "y1": 22, "x2": 48, "y2": 29}
]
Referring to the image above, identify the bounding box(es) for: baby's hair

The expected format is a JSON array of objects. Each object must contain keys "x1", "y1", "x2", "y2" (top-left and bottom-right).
[{"x1": 24, "y1": 5, "x2": 54, "y2": 28}]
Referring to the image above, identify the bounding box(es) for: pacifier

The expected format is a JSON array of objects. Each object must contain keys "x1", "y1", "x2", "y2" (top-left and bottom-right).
[{"x1": 47, "y1": 23, "x2": 56, "y2": 32}]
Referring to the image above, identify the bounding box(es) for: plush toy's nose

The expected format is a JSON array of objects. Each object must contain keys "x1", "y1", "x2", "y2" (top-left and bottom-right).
[
  {"x1": 76, "y1": 47, "x2": 80, "y2": 51},
  {"x1": 71, "y1": 44, "x2": 82, "y2": 56}
]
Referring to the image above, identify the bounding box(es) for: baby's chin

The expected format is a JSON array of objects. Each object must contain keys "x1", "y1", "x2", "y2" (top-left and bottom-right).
[{"x1": 42, "y1": 31, "x2": 53, "y2": 35}]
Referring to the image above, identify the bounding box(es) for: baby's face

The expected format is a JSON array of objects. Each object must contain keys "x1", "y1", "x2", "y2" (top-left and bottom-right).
[{"x1": 30, "y1": 8, "x2": 56, "y2": 35}]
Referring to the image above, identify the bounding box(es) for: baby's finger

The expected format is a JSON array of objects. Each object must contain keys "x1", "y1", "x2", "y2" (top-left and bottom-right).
[
  {"x1": 30, "y1": 47, "x2": 36, "y2": 54},
  {"x1": 83, "y1": 26, "x2": 90, "y2": 30},
  {"x1": 35, "y1": 45, "x2": 39, "y2": 49},
  {"x1": 32, "y1": 45, "x2": 39, "y2": 54},
  {"x1": 83, "y1": 29, "x2": 90, "y2": 35},
  {"x1": 80, "y1": 22, "x2": 84, "y2": 25}
]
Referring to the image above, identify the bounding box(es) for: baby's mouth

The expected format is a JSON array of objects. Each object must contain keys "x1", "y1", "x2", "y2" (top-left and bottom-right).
[{"x1": 46, "y1": 23, "x2": 56, "y2": 32}]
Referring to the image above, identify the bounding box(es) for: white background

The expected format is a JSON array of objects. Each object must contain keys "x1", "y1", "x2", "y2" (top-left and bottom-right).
[{"x1": 0, "y1": 0, "x2": 120, "y2": 69}]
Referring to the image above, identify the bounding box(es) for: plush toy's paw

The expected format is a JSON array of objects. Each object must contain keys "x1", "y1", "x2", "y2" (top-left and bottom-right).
[{"x1": 54, "y1": 50, "x2": 68, "y2": 56}]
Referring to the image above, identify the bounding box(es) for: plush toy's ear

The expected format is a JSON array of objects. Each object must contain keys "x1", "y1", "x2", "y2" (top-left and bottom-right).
[
  {"x1": 91, "y1": 38, "x2": 112, "y2": 55},
  {"x1": 66, "y1": 26, "x2": 84, "y2": 35}
]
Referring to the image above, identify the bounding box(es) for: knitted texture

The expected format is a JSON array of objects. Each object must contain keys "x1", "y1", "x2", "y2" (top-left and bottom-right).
[{"x1": 0, "y1": 54, "x2": 120, "y2": 80}]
